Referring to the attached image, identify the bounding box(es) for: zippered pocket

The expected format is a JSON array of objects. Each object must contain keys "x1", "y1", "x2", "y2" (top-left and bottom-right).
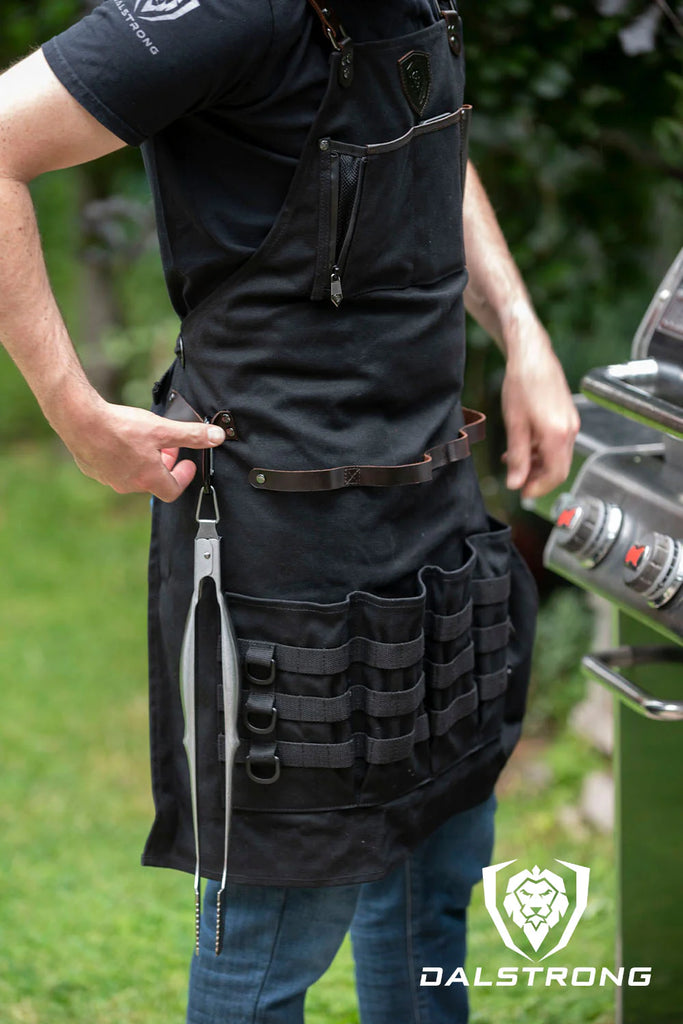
[
  {"x1": 328, "y1": 151, "x2": 366, "y2": 307},
  {"x1": 312, "y1": 106, "x2": 472, "y2": 307},
  {"x1": 312, "y1": 142, "x2": 367, "y2": 306}
]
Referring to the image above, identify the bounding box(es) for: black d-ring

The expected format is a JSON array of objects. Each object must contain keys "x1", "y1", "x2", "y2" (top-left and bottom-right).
[
  {"x1": 245, "y1": 656, "x2": 277, "y2": 686},
  {"x1": 244, "y1": 705, "x2": 278, "y2": 736},
  {"x1": 246, "y1": 751, "x2": 281, "y2": 785}
]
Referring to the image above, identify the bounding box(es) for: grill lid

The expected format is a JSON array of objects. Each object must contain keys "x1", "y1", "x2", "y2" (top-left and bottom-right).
[{"x1": 581, "y1": 248, "x2": 683, "y2": 440}]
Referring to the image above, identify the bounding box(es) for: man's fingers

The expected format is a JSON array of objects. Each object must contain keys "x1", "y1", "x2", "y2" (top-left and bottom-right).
[
  {"x1": 503, "y1": 417, "x2": 532, "y2": 491},
  {"x1": 169, "y1": 458, "x2": 198, "y2": 496},
  {"x1": 156, "y1": 419, "x2": 225, "y2": 451},
  {"x1": 521, "y1": 420, "x2": 577, "y2": 498},
  {"x1": 149, "y1": 460, "x2": 198, "y2": 503},
  {"x1": 161, "y1": 447, "x2": 180, "y2": 471}
]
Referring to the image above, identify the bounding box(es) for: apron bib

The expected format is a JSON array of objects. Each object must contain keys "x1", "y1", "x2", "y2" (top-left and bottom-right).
[{"x1": 143, "y1": 1, "x2": 538, "y2": 888}]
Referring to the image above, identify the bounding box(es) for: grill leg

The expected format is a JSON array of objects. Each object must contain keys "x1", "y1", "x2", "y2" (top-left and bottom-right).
[{"x1": 615, "y1": 612, "x2": 683, "y2": 1024}]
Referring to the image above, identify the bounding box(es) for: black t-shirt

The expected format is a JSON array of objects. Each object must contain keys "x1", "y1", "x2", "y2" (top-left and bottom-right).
[{"x1": 43, "y1": 0, "x2": 441, "y2": 317}]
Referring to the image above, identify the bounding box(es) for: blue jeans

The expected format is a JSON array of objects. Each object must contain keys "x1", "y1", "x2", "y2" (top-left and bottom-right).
[{"x1": 187, "y1": 793, "x2": 496, "y2": 1024}]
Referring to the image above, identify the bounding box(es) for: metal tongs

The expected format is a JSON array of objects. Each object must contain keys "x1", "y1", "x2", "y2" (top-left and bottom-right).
[{"x1": 179, "y1": 473, "x2": 241, "y2": 957}]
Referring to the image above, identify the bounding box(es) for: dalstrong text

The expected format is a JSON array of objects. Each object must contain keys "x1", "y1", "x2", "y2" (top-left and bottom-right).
[
  {"x1": 420, "y1": 966, "x2": 652, "y2": 988},
  {"x1": 113, "y1": 0, "x2": 160, "y2": 54}
]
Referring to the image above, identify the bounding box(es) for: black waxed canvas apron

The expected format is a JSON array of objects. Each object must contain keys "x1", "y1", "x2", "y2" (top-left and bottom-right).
[{"x1": 143, "y1": 1, "x2": 539, "y2": 889}]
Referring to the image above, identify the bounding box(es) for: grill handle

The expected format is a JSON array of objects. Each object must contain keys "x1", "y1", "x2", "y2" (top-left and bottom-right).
[
  {"x1": 582, "y1": 646, "x2": 683, "y2": 721},
  {"x1": 581, "y1": 359, "x2": 683, "y2": 440}
]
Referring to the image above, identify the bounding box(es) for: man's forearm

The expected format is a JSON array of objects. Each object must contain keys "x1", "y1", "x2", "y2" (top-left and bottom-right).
[
  {"x1": 462, "y1": 161, "x2": 547, "y2": 362},
  {"x1": 0, "y1": 173, "x2": 100, "y2": 436},
  {"x1": 0, "y1": 174, "x2": 224, "y2": 499},
  {"x1": 460, "y1": 160, "x2": 579, "y2": 496}
]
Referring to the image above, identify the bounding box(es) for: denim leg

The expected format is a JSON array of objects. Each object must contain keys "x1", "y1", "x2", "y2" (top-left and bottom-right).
[
  {"x1": 350, "y1": 794, "x2": 497, "y2": 1024},
  {"x1": 187, "y1": 879, "x2": 360, "y2": 1024}
]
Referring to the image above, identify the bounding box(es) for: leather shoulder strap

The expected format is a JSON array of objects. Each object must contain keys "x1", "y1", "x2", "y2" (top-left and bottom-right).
[{"x1": 305, "y1": 0, "x2": 347, "y2": 50}]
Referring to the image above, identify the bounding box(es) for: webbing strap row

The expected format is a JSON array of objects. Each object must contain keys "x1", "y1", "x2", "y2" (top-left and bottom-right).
[
  {"x1": 273, "y1": 673, "x2": 425, "y2": 723},
  {"x1": 236, "y1": 634, "x2": 424, "y2": 675},
  {"x1": 425, "y1": 642, "x2": 475, "y2": 689},
  {"x1": 471, "y1": 573, "x2": 511, "y2": 606},
  {"x1": 473, "y1": 620, "x2": 511, "y2": 654},
  {"x1": 425, "y1": 600, "x2": 472, "y2": 642},
  {"x1": 221, "y1": 713, "x2": 431, "y2": 769},
  {"x1": 477, "y1": 666, "x2": 510, "y2": 702},
  {"x1": 429, "y1": 685, "x2": 478, "y2": 737}
]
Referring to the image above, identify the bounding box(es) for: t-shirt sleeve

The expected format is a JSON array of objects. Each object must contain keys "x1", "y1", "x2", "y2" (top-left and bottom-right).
[{"x1": 42, "y1": 0, "x2": 274, "y2": 146}]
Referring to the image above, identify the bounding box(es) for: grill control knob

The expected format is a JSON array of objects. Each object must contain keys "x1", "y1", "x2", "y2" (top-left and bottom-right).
[
  {"x1": 552, "y1": 495, "x2": 623, "y2": 568},
  {"x1": 623, "y1": 532, "x2": 683, "y2": 608}
]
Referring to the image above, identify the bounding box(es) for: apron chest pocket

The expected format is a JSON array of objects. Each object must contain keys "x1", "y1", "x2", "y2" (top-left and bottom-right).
[{"x1": 312, "y1": 106, "x2": 471, "y2": 306}]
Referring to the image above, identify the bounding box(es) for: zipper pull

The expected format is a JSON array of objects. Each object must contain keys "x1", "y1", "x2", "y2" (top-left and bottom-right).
[{"x1": 330, "y1": 266, "x2": 343, "y2": 307}]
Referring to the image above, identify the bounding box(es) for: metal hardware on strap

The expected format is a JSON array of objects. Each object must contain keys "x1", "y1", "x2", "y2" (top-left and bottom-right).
[
  {"x1": 236, "y1": 633, "x2": 424, "y2": 675},
  {"x1": 249, "y1": 409, "x2": 486, "y2": 492},
  {"x1": 304, "y1": 0, "x2": 354, "y2": 86},
  {"x1": 441, "y1": 8, "x2": 463, "y2": 56}
]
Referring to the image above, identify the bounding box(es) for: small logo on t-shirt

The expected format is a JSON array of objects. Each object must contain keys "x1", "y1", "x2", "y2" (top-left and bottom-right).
[{"x1": 133, "y1": 0, "x2": 200, "y2": 21}]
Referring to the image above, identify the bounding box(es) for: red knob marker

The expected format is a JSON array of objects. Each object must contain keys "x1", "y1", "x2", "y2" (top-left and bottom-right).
[
  {"x1": 625, "y1": 544, "x2": 647, "y2": 570},
  {"x1": 556, "y1": 507, "x2": 578, "y2": 529}
]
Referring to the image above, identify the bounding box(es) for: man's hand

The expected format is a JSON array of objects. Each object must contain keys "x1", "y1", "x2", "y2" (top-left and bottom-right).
[
  {"x1": 499, "y1": 311, "x2": 579, "y2": 500},
  {"x1": 54, "y1": 394, "x2": 226, "y2": 502},
  {"x1": 462, "y1": 162, "x2": 579, "y2": 498}
]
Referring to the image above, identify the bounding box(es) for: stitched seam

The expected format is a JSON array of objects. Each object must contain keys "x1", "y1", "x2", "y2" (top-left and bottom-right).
[
  {"x1": 252, "y1": 889, "x2": 288, "y2": 1024},
  {"x1": 404, "y1": 857, "x2": 425, "y2": 1024}
]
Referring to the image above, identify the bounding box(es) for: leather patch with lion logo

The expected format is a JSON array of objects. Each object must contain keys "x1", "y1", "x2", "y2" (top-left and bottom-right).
[{"x1": 398, "y1": 50, "x2": 432, "y2": 117}]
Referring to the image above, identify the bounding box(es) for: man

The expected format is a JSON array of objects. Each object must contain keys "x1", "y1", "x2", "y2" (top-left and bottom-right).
[{"x1": 0, "y1": 1, "x2": 579, "y2": 1021}]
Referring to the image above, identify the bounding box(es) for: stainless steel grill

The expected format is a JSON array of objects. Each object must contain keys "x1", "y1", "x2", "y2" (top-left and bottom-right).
[{"x1": 530, "y1": 249, "x2": 683, "y2": 1024}]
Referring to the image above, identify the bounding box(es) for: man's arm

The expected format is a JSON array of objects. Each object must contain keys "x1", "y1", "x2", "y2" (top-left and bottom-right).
[
  {"x1": 463, "y1": 161, "x2": 580, "y2": 499},
  {"x1": 0, "y1": 51, "x2": 225, "y2": 501}
]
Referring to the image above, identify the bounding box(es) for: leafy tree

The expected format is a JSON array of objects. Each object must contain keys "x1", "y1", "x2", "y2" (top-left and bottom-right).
[{"x1": 462, "y1": 0, "x2": 683, "y2": 381}]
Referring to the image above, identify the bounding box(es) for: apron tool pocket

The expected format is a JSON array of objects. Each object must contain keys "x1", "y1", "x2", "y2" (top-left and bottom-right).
[
  {"x1": 216, "y1": 514, "x2": 516, "y2": 814},
  {"x1": 422, "y1": 553, "x2": 479, "y2": 777},
  {"x1": 312, "y1": 106, "x2": 471, "y2": 306},
  {"x1": 468, "y1": 518, "x2": 513, "y2": 743},
  {"x1": 220, "y1": 587, "x2": 429, "y2": 813}
]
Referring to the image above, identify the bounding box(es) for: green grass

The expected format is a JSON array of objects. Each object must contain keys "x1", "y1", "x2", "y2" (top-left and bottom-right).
[{"x1": 0, "y1": 446, "x2": 615, "y2": 1023}]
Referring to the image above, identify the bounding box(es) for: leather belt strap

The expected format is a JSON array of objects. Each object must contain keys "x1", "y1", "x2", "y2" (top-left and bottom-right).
[{"x1": 249, "y1": 408, "x2": 486, "y2": 492}]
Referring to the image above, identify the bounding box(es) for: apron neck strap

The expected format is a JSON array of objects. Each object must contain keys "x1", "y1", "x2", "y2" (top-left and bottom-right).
[
  {"x1": 440, "y1": 4, "x2": 463, "y2": 56},
  {"x1": 305, "y1": 0, "x2": 355, "y2": 88},
  {"x1": 305, "y1": 0, "x2": 351, "y2": 51}
]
